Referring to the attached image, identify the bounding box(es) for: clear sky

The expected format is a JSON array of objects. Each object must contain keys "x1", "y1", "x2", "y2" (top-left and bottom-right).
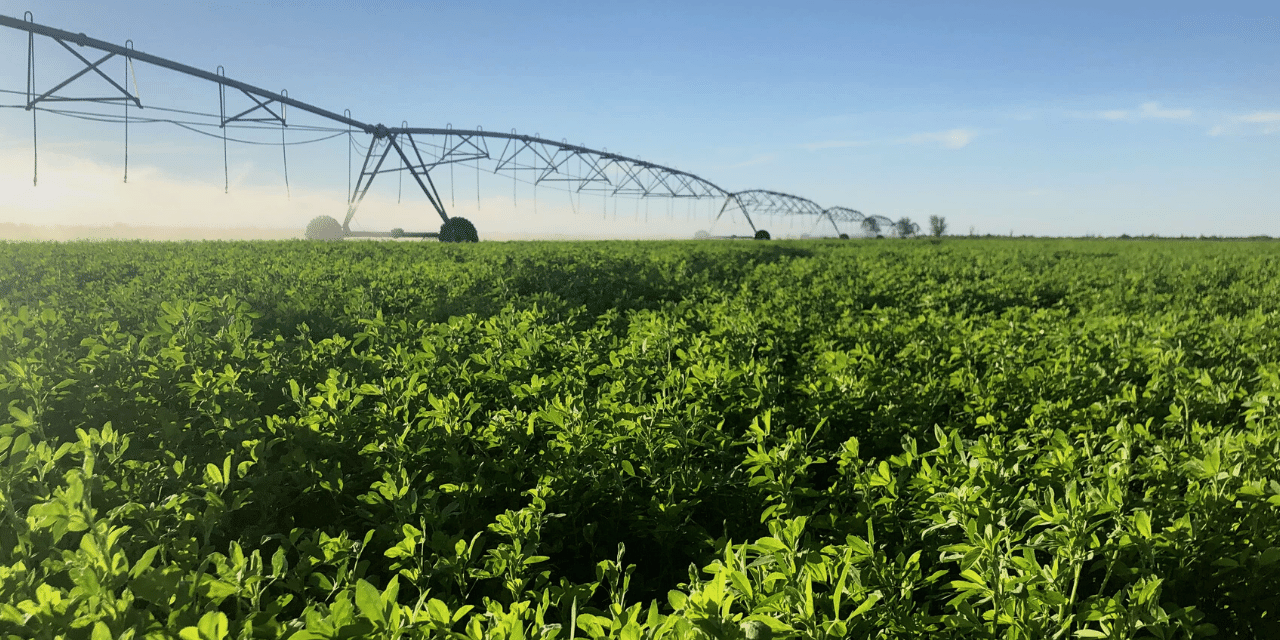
[{"x1": 0, "y1": 0, "x2": 1276, "y2": 238}]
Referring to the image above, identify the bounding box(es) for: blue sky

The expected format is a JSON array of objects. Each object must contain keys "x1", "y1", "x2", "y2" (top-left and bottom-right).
[{"x1": 0, "y1": 0, "x2": 1276, "y2": 238}]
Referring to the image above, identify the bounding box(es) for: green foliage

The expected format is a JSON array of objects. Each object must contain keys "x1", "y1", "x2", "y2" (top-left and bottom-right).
[
  {"x1": 0, "y1": 238, "x2": 1277, "y2": 638},
  {"x1": 930, "y1": 215, "x2": 947, "y2": 238}
]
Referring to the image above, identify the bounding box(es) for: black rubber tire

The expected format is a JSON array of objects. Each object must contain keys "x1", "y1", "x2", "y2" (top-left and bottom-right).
[
  {"x1": 839, "y1": 233, "x2": 849, "y2": 240},
  {"x1": 754, "y1": 229, "x2": 771, "y2": 241},
  {"x1": 305, "y1": 216, "x2": 344, "y2": 240},
  {"x1": 439, "y1": 217, "x2": 479, "y2": 243}
]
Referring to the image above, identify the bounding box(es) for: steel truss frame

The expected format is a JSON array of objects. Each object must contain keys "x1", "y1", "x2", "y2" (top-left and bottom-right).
[
  {"x1": 712, "y1": 190, "x2": 826, "y2": 235},
  {"x1": 340, "y1": 126, "x2": 732, "y2": 232},
  {"x1": 820, "y1": 206, "x2": 865, "y2": 236},
  {"x1": 816, "y1": 209, "x2": 916, "y2": 239},
  {"x1": 1, "y1": 12, "x2": 868, "y2": 239},
  {"x1": 872, "y1": 216, "x2": 919, "y2": 238},
  {"x1": 861, "y1": 214, "x2": 896, "y2": 237}
]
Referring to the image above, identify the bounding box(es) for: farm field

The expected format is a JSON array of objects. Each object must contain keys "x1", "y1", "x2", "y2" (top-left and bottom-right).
[{"x1": 1, "y1": 238, "x2": 1278, "y2": 639}]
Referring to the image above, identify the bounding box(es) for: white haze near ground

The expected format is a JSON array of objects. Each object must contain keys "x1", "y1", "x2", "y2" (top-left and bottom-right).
[
  {"x1": 3, "y1": 134, "x2": 1277, "y2": 241},
  {"x1": 0, "y1": 146, "x2": 781, "y2": 241}
]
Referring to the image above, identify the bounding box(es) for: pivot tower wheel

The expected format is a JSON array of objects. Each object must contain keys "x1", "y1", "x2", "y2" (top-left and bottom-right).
[
  {"x1": 754, "y1": 229, "x2": 771, "y2": 241},
  {"x1": 305, "y1": 216, "x2": 345, "y2": 240},
  {"x1": 439, "y1": 217, "x2": 479, "y2": 243}
]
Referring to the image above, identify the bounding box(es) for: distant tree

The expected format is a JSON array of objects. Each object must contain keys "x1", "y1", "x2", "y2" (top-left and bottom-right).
[
  {"x1": 895, "y1": 216, "x2": 916, "y2": 238},
  {"x1": 929, "y1": 215, "x2": 947, "y2": 238},
  {"x1": 861, "y1": 218, "x2": 880, "y2": 237}
]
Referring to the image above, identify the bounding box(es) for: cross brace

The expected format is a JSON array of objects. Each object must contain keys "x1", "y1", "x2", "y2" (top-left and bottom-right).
[
  {"x1": 26, "y1": 34, "x2": 141, "y2": 109},
  {"x1": 343, "y1": 133, "x2": 450, "y2": 230}
]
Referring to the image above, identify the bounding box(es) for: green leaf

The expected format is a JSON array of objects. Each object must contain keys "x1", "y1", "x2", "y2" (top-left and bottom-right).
[
  {"x1": 271, "y1": 547, "x2": 287, "y2": 576},
  {"x1": 200, "y1": 577, "x2": 239, "y2": 602},
  {"x1": 1259, "y1": 547, "x2": 1280, "y2": 567},
  {"x1": 452, "y1": 604, "x2": 474, "y2": 624},
  {"x1": 1, "y1": 433, "x2": 30, "y2": 455},
  {"x1": 131, "y1": 565, "x2": 183, "y2": 605},
  {"x1": 91, "y1": 621, "x2": 112, "y2": 640},
  {"x1": 848, "y1": 592, "x2": 881, "y2": 620},
  {"x1": 1038, "y1": 590, "x2": 1068, "y2": 607},
  {"x1": 427, "y1": 598, "x2": 451, "y2": 624},
  {"x1": 333, "y1": 621, "x2": 377, "y2": 638},
  {"x1": 8, "y1": 406, "x2": 33, "y2": 427},
  {"x1": 753, "y1": 537, "x2": 789, "y2": 555},
  {"x1": 198, "y1": 611, "x2": 229, "y2": 640},
  {"x1": 728, "y1": 570, "x2": 753, "y2": 599},
  {"x1": 130, "y1": 546, "x2": 161, "y2": 579},
  {"x1": 181, "y1": 611, "x2": 228, "y2": 640},
  {"x1": 1201, "y1": 446, "x2": 1221, "y2": 476},
  {"x1": 1134, "y1": 510, "x2": 1152, "y2": 539},
  {"x1": 668, "y1": 590, "x2": 688, "y2": 610},
  {"x1": 204, "y1": 463, "x2": 224, "y2": 487},
  {"x1": 1134, "y1": 577, "x2": 1162, "y2": 605},
  {"x1": 744, "y1": 615, "x2": 794, "y2": 633},
  {"x1": 354, "y1": 579, "x2": 386, "y2": 627}
]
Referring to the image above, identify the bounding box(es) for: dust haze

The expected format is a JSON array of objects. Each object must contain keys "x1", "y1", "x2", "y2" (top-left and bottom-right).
[{"x1": 0, "y1": 145, "x2": 746, "y2": 241}]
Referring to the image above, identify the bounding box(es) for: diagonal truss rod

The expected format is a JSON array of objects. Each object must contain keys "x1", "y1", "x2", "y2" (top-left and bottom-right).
[{"x1": 343, "y1": 132, "x2": 449, "y2": 229}]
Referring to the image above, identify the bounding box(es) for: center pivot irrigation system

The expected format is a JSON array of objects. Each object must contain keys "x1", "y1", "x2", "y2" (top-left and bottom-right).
[{"x1": 1, "y1": 13, "x2": 910, "y2": 242}]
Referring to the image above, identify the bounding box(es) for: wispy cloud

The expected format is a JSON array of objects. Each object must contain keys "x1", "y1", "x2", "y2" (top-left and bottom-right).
[
  {"x1": 1139, "y1": 102, "x2": 1193, "y2": 120},
  {"x1": 901, "y1": 128, "x2": 978, "y2": 149},
  {"x1": 1208, "y1": 111, "x2": 1280, "y2": 136},
  {"x1": 1083, "y1": 101, "x2": 1194, "y2": 122},
  {"x1": 1239, "y1": 111, "x2": 1280, "y2": 124},
  {"x1": 1239, "y1": 111, "x2": 1280, "y2": 134},
  {"x1": 729, "y1": 153, "x2": 776, "y2": 168},
  {"x1": 802, "y1": 129, "x2": 978, "y2": 151},
  {"x1": 798, "y1": 140, "x2": 871, "y2": 151}
]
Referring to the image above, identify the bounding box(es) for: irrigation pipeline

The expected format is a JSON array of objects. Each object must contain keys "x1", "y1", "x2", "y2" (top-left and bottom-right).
[{"x1": 0, "y1": 12, "x2": 896, "y2": 240}]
